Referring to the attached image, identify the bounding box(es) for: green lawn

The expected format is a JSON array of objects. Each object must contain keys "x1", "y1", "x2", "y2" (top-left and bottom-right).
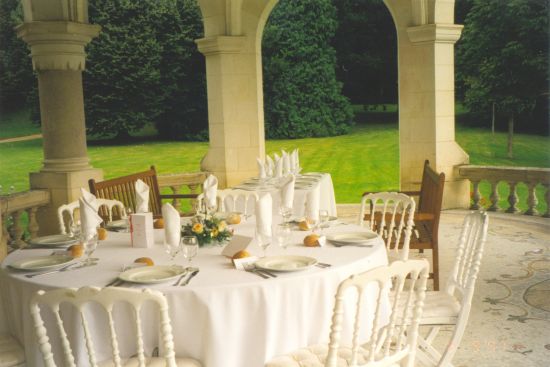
[{"x1": 0, "y1": 112, "x2": 548, "y2": 212}]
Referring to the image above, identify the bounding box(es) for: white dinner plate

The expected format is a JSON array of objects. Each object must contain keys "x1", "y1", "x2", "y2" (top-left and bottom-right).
[
  {"x1": 327, "y1": 232, "x2": 379, "y2": 246},
  {"x1": 255, "y1": 255, "x2": 317, "y2": 272},
  {"x1": 118, "y1": 265, "x2": 187, "y2": 284},
  {"x1": 106, "y1": 219, "x2": 128, "y2": 229},
  {"x1": 9, "y1": 255, "x2": 75, "y2": 272},
  {"x1": 28, "y1": 234, "x2": 79, "y2": 247}
]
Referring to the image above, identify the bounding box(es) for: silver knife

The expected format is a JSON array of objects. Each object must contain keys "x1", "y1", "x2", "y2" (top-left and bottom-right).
[
  {"x1": 180, "y1": 269, "x2": 199, "y2": 286},
  {"x1": 25, "y1": 261, "x2": 95, "y2": 278}
]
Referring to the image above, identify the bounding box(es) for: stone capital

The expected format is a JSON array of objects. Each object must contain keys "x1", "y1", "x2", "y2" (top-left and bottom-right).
[
  {"x1": 195, "y1": 36, "x2": 246, "y2": 56},
  {"x1": 406, "y1": 23, "x2": 463, "y2": 45},
  {"x1": 16, "y1": 21, "x2": 101, "y2": 71}
]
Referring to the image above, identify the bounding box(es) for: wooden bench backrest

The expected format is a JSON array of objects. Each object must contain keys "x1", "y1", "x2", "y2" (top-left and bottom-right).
[
  {"x1": 89, "y1": 166, "x2": 163, "y2": 217},
  {"x1": 418, "y1": 160, "x2": 445, "y2": 227}
]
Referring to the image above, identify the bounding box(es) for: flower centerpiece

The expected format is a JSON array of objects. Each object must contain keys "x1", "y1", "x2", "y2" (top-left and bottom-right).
[{"x1": 182, "y1": 215, "x2": 232, "y2": 247}]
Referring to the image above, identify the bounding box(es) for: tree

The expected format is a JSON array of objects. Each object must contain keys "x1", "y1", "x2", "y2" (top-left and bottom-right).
[
  {"x1": 332, "y1": 0, "x2": 397, "y2": 106},
  {"x1": 262, "y1": 0, "x2": 354, "y2": 139},
  {"x1": 456, "y1": 0, "x2": 549, "y2": 155},
  {"x1": 0, "y1": 0, "x2": 34, "y2": 113}
]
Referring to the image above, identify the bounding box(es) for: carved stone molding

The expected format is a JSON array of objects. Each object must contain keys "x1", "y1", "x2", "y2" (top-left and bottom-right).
[
  {"x1": 196, "y1": 36, "x2": 246, "y2": 56},
  {"x1": 407, "y1": 23, "x2": 463, "y2": 45}
]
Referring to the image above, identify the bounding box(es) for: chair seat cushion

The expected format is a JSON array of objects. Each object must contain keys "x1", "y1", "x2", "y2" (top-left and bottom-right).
[
  {"x1": 0, "y1": 335, "x2": 25, "y2": 367},
  {"x1": 99, "y1": 357, "x2": 202, "y2": 367},
  {"x1": 266, "y1": 344, "x2": 377, "y2": 367}
]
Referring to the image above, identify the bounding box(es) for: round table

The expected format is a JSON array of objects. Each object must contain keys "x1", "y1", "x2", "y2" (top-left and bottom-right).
[{"x1": 0, "y1": 218, "x2": 387, "y2": 367}]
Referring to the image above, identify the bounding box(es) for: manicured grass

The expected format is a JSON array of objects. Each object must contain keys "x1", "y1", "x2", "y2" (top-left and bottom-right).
[
  {"x1": 0, "y1": 109, "x2": 548, "y2": 212},
  {"x1": 0, "y1": 109, "x2": 40, "y2": 139}
]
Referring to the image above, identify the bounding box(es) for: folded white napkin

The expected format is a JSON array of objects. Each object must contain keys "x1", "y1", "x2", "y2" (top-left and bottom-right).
[
  {"x1": 203, "y1": 175, "x2": 219, "y2": 209},
  {"x1": 305, "y1": 184, "x2": 321, "y2": 220},
  {"x1": 135, "y1": 179, "x2": 150, "y2": 213},
  {"x1": 79, "y1": 197, "x2": 103, "y2": 240},
  {"x1": 257, "y1": 157, "x2": 267, "y2": 179},
  {"x1": 162, "y1": 203, "x2": 181, "y2": 247},
  {"x1": 274, "y1": 157, "x2": 283, "y2": 178},
  {"x1": 282, "y1": 151, "x2": 291, "y2": 175},
  {"x1": 291, "y1": 149, "x2": 300, "y2": 172},
  {"x1": 255, "y1": 193, "x2": 272, "y2": 237},
  {"x1": 266, "y1": 155, "x2": 274, "y2": 177},
  {"x1": 280, "y1": 174, "x2": 295, "y2": 209},
  {"x1": 80, "y1": 188, "x2": 99, "y2": 211}
]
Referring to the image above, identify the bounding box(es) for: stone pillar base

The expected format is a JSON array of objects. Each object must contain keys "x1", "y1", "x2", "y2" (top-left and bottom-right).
[{"x1": 30, "y1": 168, "x2": 103, "y2": 235}]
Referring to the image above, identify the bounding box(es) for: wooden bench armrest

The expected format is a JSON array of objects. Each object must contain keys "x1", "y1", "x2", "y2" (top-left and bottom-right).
[
  {"x1": 159, "y1": 194, "x2": 199, "y2": 200},
  {"x1": 399, "y1": 190, "x2": 421, "y2": 196},
  {"x1": 413, "y1": 212, "x2": 435, "y2": 221}
]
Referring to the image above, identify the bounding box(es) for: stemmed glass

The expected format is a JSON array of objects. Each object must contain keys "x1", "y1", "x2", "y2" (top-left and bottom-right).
[
  {"x1": 83, "y1": 232, "x2": 99, "y2": 265},
  {"x1": 256, "y1": 230, "x2": 272, "y2": 257},
  {"x1": 279, "y1": 205, "x2": 293, "y2": 225},
  {"x1": 181, "y1": 236, "x2": 199, "y2": 267},
  {"x1": 124, "y1": 207, "x2": 133, "y2": 232},
  {"x1": 69, "y1": 219, "x2": 81, "y2": 239},
  {"x1": 164, "y1": 237, "x2": 181, "y2": 263},
  {"x1": 319, "y1": 210, "x2": 329, "y2": 234},
  {"x1": 275, "y1": 224, "x2": 292, "y2": 250}
]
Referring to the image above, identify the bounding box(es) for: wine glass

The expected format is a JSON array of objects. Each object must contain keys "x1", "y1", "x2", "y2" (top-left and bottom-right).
[
  {"x1": 124, "y1": 207, "x2": 133, "y2": 232},
  {"x1": 181, "y1": 236, "x2": 199, "y2": 266},
  {"x1": 275, "y1": 224, "x2": 292, "y2": 250},
  {"x1": 83, "y1": 232, "x2": 99, "y2": 265},
  {"x1": 256, "y1": 230, "x2": 272, "y2": 257},
  {"x1": 279, "y1": 205, "x2": 293, "y2": 224},
  {"x1": 164, "y1": 237, "x2": 182, "y2": 263},
  {"x1": 307, "y1": 216, "x2": 319, "y2": 233},
  {"x1": 319, "y1": 210, "x2": 329, "y2": 233},
  {"x1": 69, "y1": 219, "x2": 81, "y2": 238}
]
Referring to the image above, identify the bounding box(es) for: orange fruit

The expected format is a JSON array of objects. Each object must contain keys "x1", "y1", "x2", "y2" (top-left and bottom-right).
[
  {"x1": 232, "y1": 250, "x2": 251, "y2": 260},
  {"x1": 134, "y1": 257, "x2": 154, "y2": 266},
  {"x1": 227, "y1": 213, "x2": 241, "y2": 225},
  {"x1": 153, "y1": 218, "x2": 165, "y2": 229},
  {"x1": 298, "y1": 220, "x2": 310, "y2": 231},
  {"x1": 68, "y1": 244, "x2": 83, "y2": 258},
  {"x1": 97, "y1": 227, "x2": 108, "y2": 240},
  {"x1": 304, "y1": 234, "x2": 320, "y2": 247}
]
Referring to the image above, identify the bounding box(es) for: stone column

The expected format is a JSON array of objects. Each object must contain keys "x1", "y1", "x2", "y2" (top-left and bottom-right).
[
  {"x1": 196, "y1": 36, "x2": 265, "y2": 188},
  {"x1": 16, "y1": 21, "x2": 103, "y2": 234},
  {"x1": 398, "y1": 24, "x2": 470, "y2": 209}
]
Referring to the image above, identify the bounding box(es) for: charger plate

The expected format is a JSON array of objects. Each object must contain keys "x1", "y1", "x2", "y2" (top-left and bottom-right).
[
  {"x1": 255, "y1": 255, "x2": 317, "y2": 272},
  {"x1": 119, "y1": 265, "x2": 186, "y2": 284},
  {"x1": 9, "y1": 255, "x2": 75, "y2": 272},
  {"x1": 327, "y1": 231, "x2": 378, "y2": 246},
  {"x1": 28, "y1": 234, "x2": 79, "y2": 248}
]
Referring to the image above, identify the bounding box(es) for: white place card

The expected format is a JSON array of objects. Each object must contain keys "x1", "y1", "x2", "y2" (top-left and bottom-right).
[
  {"x1": 221, "y1": 235, "x2": 253, "y2": 258},
  {"x1": 233, "y1": 256, "x2": 259, "y2": 270},
  {"x1": 131, "y1": 213, "x2": 154, "y2": 248}
]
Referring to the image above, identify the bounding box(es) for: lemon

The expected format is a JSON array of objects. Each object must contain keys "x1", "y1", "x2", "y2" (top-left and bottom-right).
[{"x1": 134, "y1": 257, "x2": 154, "y2": 266}]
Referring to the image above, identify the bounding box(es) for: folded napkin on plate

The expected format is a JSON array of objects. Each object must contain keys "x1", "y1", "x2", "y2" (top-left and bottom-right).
[
  {"x1": 255, "y1": 193, "x2": 272, "y2": 237},
  {"x1": 266, "y1": 155, "x2": 274, "y2": 177},
  {"x1": 280, "y1": 174, "x2": 295, "y2": 209},
  {"x1": 282, "y1": 151, "x2": 291, "y2": 175},
  {"x1": 162, "y1": 203, "x2": 181, "y2": 246},
  {"x1": 79, "y1": 197, "x2": 103, "y2": 240},
  {"x1": 305, "y1": 184, "x2": 321, "y2": 221},
  {"x1": 203, "y1": 174, "x2": 219, "y2": 209},
  {"x1": 274, "y1": 157, "x2": 283, "y2": 178},
  {"x1": 291, "y1": 149, "x2": 300, "y2": 172},
  {"x1": 135, "y1": 179, "x2": 150, "y2": 213},
  {"x1": 80, "y1": 188, "x2": 99, "y2": 211},
  {"x1": 257, "y1": 157, "x2": 267, "y2": 179}
]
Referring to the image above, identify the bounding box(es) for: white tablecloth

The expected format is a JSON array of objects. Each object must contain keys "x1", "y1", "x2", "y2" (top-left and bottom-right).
[
  {"x1": 0, "y1": 219, "x2": 387, "y2": 367},
  {"x1": 231, "y1": 173, "x2": 338, "y2": 218}
]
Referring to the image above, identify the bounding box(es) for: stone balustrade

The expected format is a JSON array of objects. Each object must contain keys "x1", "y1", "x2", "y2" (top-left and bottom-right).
[
  {"x1": 458, "y1": 165, "x2": 550, "y2": 217},
  {"x1": 0, "y1": 190, "x2": 51, "y2": 261},
  {"x1": 157, "y1": 172, "x2": 207, "y2": 213}
]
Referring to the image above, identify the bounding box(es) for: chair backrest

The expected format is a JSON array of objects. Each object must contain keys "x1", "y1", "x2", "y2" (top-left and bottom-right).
[
  {"x1": 417, "y1": 160, "x2": 445, "y2": 229},
  {"x1": 359, "y1": 192, "x2": 416, "y2": 261},
  {"x1": 89, "y1": 166, "x2": 162, "y2": 217},
  {"x1": 326, "y1": 260, "x2": 429, "y2": 367},
  {"x1": 30, "y1": 286, "x2": 177, "y2": 367},
  {"x1": 58, "y1": 199, "x2": 125, "y2": 234},
  {"x1": 196, "y1": 190, "x2": 260, "y2": 216}
]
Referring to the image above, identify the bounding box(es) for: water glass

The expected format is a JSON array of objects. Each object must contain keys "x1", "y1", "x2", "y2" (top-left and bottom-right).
[
  {"x1": 181, "y1": 236, "x2": 199, "y2": 266},
  {"x1": 69, "y1": 219, "x2": 81, "y2": 238},
  {"x1": 256, "y1": 230, "x2": 272, "y2": 257},
  {"x1": 319, "y1": 210, "x2": 329, "y2": 233},
  {"x1": 164, "y1": 238, "x2": 181, "y2": 262},
  {"x1": 83, "y1": 233, "x2": 99, "y2": 265},
  {"x1": 275, "y1": 224, "x2": 292, "y2": 250},
  {"x1": 279, "y1": 206, "x2": 293, "y2": 224},
  {"x1": 124, "y1": 207, "x2": 133, "y2": 232}
]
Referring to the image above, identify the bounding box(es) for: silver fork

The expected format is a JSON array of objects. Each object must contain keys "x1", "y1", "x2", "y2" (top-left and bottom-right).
[
  {"x1": 243, "y1": 263, "x2": 269, "y2": 279},
  {"x1": 25, "y1": 261, "x2": 95, "y2": 278}
]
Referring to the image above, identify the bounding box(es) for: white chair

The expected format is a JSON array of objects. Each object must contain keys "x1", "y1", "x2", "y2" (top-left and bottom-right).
[
  {"x1": 359, "y1": 192, "x2": 416, "y2": 261},
  {"x1": 265, "y1": 259, "x2": 430, "y2": 367},
  {"x1": 58, "y1": 199, "x2": 125, "y2": 234},
  {"x1": 0, "y1": 335, "x2": 25, "y2": 367},
  {"x1": 197, "y1": 190, "x2": 259, "y2": 217},
  {"x1": 411, "y1": 211, "x2": 489, "y2": 367},
  {"x1": 30, "y1": 286, "x2": 202, "y2": 367}
]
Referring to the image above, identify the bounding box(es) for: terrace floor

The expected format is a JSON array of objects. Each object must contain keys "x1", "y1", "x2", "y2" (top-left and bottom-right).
[{"x1": 337, "y1": 206, "x2": 550, "y2": 367}]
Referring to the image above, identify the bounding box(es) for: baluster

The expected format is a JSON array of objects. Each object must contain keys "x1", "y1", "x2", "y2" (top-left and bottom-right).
[
  {"x1": 543, "y1": 185, "x2": 550, "y2": 218},
  {"x1": 471, "y1": 180, "x2": 482, "y2": 210},
  {"x1": 189, "y1": 183, "x2": 200, "y2": 212},
  {"x1": 12, "y1": 210, "x2": 25, "y2": 248},
  {"x1": 0, "y1": 212, "x2": 7, "y2": 261},
  {"x1": 488, "y1": 181, "x2": 500, "y2": 211},
  {"x1": 170, "y1": 186, "x2": 182, "y2": 210},
  {"x1": 27, "y1": 206, "x2": 40, "y2": 239},
  {"x1": 525, "y1": 182, "x2": 539, "y2": 216},
  {"x1": 506, "y1": 182, "x2": 520, "y2": 213}
]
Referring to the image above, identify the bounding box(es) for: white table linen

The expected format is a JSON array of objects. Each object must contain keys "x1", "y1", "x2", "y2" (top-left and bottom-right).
[{"x1": 0, "y1": 219, "x2": 387, "y2": 367}]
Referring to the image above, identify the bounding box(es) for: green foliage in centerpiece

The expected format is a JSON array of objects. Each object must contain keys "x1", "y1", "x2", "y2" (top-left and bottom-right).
[{"x1": 182, "y1": 215, "x2": 232, "y2": 247}]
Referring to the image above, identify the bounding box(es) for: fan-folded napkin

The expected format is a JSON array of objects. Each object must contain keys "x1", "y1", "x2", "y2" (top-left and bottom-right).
[
  {"x1": 203, "y1": 175, "x2": 219, "y2": 209},
  {"x1": 257, "y1": 158, "x2": 267, "y2": 179},
  {"x1": 266, "y1": 155, "x2": 274, "y2": 177},
  {"x1": 80, "y1": 188, "x2": 99, "y2": 211},
  {"x1": 280, "y1": 174, "x2": 295, "y2": 209},
  {"x1": 282, "y1": 151, "x2": 291, "y2": 175},
  {"x1": 305, "y1": 184, "x2": 321, "y2": 220},
  {"x1": 162, "y1": 203, "x2": 180, "y2": 247},
  {"x1": 291, "y1": 149, "x2": 300, "y2": 172},
  {"x1": 274, "y1": 157, "x2": 283, "y2": 178},
  {"x1": 79, "y1": 197, "x2": 103, "y2": 240},
  {"x1": 255, "y1": 193, "x2": 272, "y2": 237},
  {"x1": 135, "y1": 179, "x2": 150, "y2": 213}
]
